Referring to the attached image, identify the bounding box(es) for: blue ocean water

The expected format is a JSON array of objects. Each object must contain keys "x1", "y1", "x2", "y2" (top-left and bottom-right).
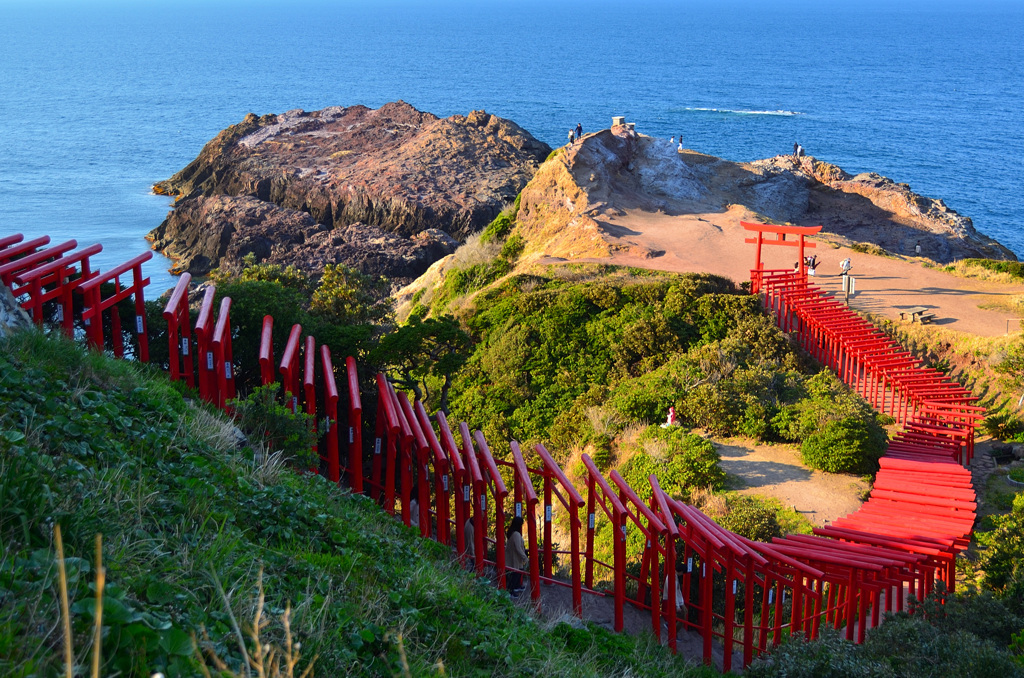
[{"x1": 1, "y1": 0, "x2": 1022, "y2": 293}]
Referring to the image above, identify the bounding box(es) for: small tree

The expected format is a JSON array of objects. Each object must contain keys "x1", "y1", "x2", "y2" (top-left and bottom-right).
[
  {"x1": 310, "y1": 264, "x2": 392, "y2": 325},
  {"x1": 371, "y1": 315, "x2": 473, "y2": 412}
]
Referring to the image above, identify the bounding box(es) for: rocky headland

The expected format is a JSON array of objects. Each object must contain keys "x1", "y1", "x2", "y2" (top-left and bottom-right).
[
  {"x1": 514, "y1": 125, "x2": 1014, "y2": 264},
  {"x1": 148, "y1": 101, "x2": 551, "y2": 283},
  {"x1": 150, "y1": 108, "x2": 1014, "y2": 290}
]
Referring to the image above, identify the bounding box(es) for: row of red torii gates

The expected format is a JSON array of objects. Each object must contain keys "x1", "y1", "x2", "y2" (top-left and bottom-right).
[{"x1": 2, "y1": 229, "x2": 982, "y2": 672}]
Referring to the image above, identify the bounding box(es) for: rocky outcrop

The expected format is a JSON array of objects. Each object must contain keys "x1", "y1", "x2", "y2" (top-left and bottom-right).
[
  {"x1": 0, "y1": 284, "x2": 31, "y2": 337},
  {"x1": 750, "y1": 155, "x2": 1014, "y2": 262},
  {"x1": 515, "y1": 126, "x2": 1014, "y2": 264},
  {"x1": 148, "y1": 194, "x2": 458, "y2": 285},
  {"x1": 149, "y1": 102, "x2": 550, "y2": 278}
]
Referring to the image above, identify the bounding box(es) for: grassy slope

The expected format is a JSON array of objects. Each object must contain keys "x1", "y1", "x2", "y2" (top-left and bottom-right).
[{"x1": 0, "y1": 329, "x2": 716, "y2": 678}]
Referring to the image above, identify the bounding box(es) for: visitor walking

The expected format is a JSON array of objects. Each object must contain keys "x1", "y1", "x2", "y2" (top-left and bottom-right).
[
  {"x1": 409, "y1": 488, "x2": 419, "y2": 529},
  {"x1": 805, "y1": 254, "x2": 818, "y2": 275},
  {"x1": 464, "y1": 517, "x2": 475, "y2": 560},
  {"x1": 504, "y1": 517, "x2": 529, "y2": 596}
]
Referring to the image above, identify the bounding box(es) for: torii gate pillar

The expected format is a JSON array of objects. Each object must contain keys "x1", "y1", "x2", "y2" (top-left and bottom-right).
[{"x1": 742, "y1": 221, "x2": 823, "y2": 288}]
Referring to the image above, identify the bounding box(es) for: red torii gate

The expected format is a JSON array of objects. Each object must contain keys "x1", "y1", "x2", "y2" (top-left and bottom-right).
[{"x1": 742, "y1": 221, "x2": 822, "y2": 288}]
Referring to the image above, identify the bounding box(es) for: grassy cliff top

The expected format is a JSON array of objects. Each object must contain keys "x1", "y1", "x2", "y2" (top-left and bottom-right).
[{"x1": 0, "y1": 328, "x2": 716, "y2": 677}]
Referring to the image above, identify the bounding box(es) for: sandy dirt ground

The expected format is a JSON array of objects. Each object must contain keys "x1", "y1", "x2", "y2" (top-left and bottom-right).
[
  {"x1": 544, "y1": 205, "x2": 1024, "y2": 337},
  {"x1": 715, "y1": 440, "x2": 869, "y2": 526}
]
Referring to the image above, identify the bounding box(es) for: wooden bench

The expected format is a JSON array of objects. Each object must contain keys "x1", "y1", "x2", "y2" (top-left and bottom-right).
[{"x1": 899, "y1": 306, "x2": 936, "y2": 324}]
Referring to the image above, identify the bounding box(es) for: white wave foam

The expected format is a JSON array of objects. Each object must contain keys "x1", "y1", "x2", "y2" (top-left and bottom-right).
[{"x1": 683, "y1": 107, "x2": 803, "y2": 116}]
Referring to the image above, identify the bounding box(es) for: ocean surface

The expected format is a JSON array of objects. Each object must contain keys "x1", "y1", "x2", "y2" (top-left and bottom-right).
[{"x1": 1, "y1": 0, "x2": 1022, "y2": 293}]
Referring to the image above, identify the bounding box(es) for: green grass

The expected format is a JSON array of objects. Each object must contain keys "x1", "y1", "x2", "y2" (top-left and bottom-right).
[
  {"x1": 944, "y1": 258, "x2": 1024, "y2": 283},
  {"x1": 0, "y1": 328, "x2": 719, "y2": 677}
]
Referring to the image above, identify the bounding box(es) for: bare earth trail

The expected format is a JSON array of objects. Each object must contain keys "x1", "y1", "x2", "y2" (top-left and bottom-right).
[
  {"x1": 547, "y1": 205, "x2": 1024, "y2": 337},
  {"x1": 715, "y1": 440, "x2": 869, "y2": 526}
]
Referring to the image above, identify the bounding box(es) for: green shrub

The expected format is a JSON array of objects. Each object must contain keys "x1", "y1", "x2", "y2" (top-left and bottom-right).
[
  {"x1": 984, "y1": 411, "x2": 1024, "y2": 439},
  {"x1": 213, "y1": 276, "x2": 374, "y2": 392},
  {"x1": 747, "y1": 628, "x2": 892, "y2": 678},
  {"x1": 975, "y1": 492, "x2": 1024, "y2": 591},
  {"x1": 310, "y1": 263, "x2": 391, "y2": 325},
  {"x1": 800, "y1": 419, "x2": 875, "y2": 473},
  {"x1": 622, "y1": 427, "x2": 725, "y2": 501},
  {"x1": 776, "y1": 372, "x2": 886, "y2": 472},
  {"x1": 499, "y1": 232, "x2": 526, "y2": 260},
  {"x1": 480, "y1": 210, "x2": 515, "y2": 244},
  {"x1": 231, "y1": 383, "x2": 317, "y2": 469},
  {"x1": 720, "y1": 495, "x2": 784, "y2": 542}
]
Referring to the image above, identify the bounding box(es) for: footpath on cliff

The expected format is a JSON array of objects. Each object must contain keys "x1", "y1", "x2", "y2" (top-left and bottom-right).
[
  {"x1": 520, "y1": 129, "x2": 1020, "y2": 339},
  {"x1": 571, "y1": 205, "x2": 1021, "y2": 338}
]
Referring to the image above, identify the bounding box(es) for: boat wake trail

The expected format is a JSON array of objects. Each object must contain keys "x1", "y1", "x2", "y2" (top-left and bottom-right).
[{"x1": 681, "y1": 107, "x2": 803, "y2": 116}]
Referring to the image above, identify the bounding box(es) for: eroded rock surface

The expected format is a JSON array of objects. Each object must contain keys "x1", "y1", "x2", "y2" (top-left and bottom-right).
[
  {"x1": 515, "y1": 126, "x2": 1013, "y2": 264},
  {"x1": 150, "y1": 194, "x2": 459, "y2": 286},
  {"x1": 149, "y1": 101, "x2": 550, "y2": 278},
  {"x1": 0, "y1": 284, "x2": 31, "y2": 337}
]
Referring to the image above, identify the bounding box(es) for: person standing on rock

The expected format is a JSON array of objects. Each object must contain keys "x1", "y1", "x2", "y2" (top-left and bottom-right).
[
  {"x1": 575, "y1": 122, "x2": 583, "y2": 141},
  {"x1": 793, "y1": 141, "x2": 799, "y2": 158},
  {"x1": 568, "y1": 128, "x2": 575, "y2": 145}
]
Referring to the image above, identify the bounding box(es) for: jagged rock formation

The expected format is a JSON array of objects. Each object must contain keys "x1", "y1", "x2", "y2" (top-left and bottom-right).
[
  {"x1": 148, "y1": 101, "x2": 551, "y2": 278},
  {"x1": 148, "y1": 194, "x2": 458, "y2": 285},
  {"x1": 0, "y1": 284, "x2": 31, "y2": 337},
  {"x1": 515, "y1": 126, "x2": 1014, "y2": 264}
]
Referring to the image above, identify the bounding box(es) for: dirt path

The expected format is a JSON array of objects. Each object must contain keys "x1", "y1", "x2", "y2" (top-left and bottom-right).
[
  {"x1": 546, "y1": 205, "x2": 1024, "y2": 337},
  {"x1": 715, "y1": 440, "x2": 869, "y2": 526}
]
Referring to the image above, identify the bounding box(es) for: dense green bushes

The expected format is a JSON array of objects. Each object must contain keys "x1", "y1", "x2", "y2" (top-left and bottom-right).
[
  {"x1": 449, "y1": 267, "x2": 886, "y2": 474},
  {"x1": 748, "y1": 587, "x2": 1024, "y2": 678},
  {"x1": 206, "y1": 260, "x2": 384, "y2": 392},
  {"x1": 975, "y1": 492, "x2": 1024, "y2": 593},
  {"x1": 449, "y1": 270, "x2": 747, "y2": 452},
  {"x1": 773, "y1": 372, "x2": 888, "y2": 473},
  {"x1": 617, "y1": 426, "x2": 726, "y2": 503}
]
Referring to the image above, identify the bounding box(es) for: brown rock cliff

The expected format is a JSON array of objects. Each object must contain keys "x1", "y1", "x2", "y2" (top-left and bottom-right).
[{"x1": 149, "y1": 101, "x2": 550, "y2": 277}]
